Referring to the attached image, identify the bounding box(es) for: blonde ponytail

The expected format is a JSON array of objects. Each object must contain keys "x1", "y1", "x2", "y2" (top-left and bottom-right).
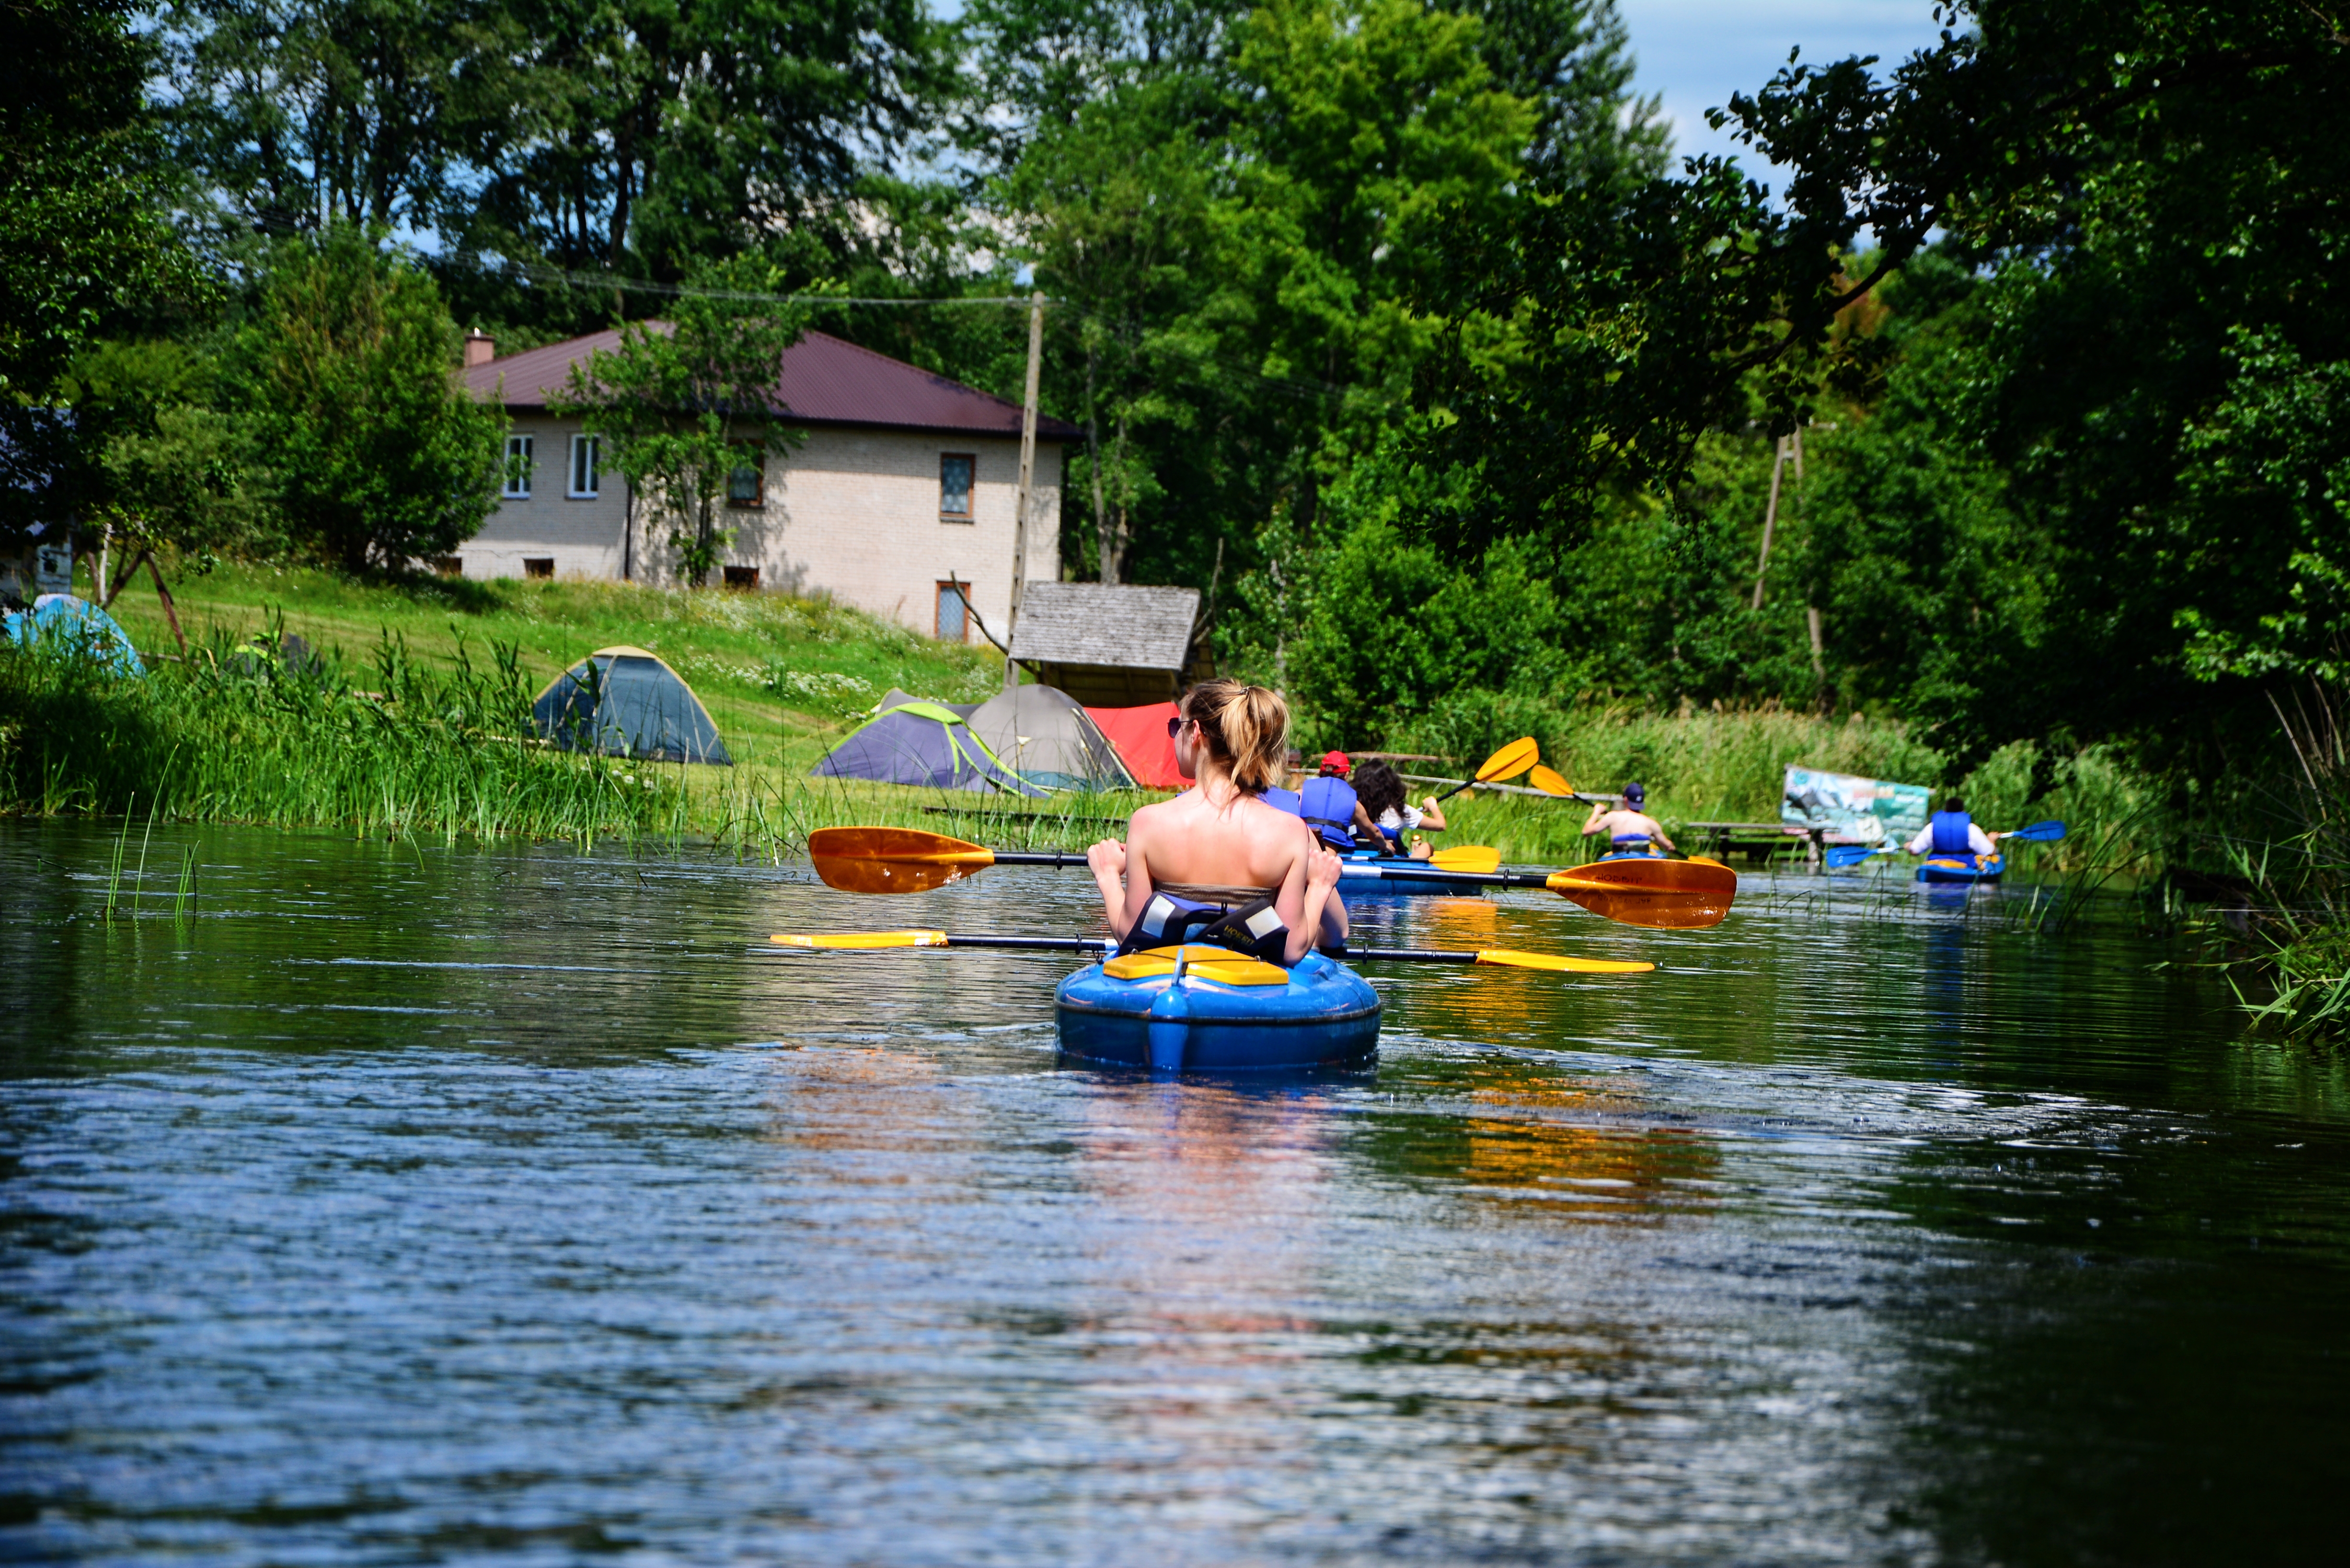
[{"x1": 1181, "y1": 679, "x2": 1291, "y2": 794}]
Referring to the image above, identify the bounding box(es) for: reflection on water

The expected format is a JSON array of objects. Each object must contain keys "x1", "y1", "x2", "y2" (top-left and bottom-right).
[{"x1": 4, "y1": 821, "x2": 2349, "y2": 1564}]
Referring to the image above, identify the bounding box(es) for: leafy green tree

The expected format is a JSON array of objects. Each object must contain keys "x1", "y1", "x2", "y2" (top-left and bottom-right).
[
  {"x1": 552, "y1": 257, "x2": 815, "y2": 586},
  {"x1": 1, "y1": 0, "x2": 208, "y2": 555},
  {"x1": 221, "y1": 227, "x2": 505, "y2": 571}
]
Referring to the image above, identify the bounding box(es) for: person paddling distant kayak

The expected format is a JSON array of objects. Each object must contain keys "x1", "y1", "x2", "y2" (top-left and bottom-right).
[
  {"x1": 1907, "y1": 796, "x2": 1997, "y2": 861},
  {"x1": 1088, "y1": 679, "x2": 1345, "y2": 964},
  {"x1": 1351, "y1": 760, "x2": 1447, "y2": 859},
  {"x1": 1583, "y1": 782, "x2": 1674, "y2": 856}
]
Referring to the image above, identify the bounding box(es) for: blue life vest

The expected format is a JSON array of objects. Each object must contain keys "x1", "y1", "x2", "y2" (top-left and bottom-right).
[
  {"x1": 1929, "y1": 811, "x2": 1975, "y2": 857},
  {"x1": 1262, "y1": 786, "x2": 1303, "y2": 818},
  {"x1": 1298, "y1": 776, "x2": 1360, "y2": 850}
]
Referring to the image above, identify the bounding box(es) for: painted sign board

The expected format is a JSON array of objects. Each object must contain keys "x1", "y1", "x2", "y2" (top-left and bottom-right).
[{"x1": 1781, "y1": 765, "x2": 1932, "y2": 844}]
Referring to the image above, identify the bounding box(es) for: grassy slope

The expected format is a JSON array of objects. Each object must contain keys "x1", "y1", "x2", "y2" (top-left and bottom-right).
[
  {"x1": 73, "y1": 562, "x2": 2146, "y2": 872},
  {"x1": 96, "y1": 560, "x2": 1003, "y2": 773}
]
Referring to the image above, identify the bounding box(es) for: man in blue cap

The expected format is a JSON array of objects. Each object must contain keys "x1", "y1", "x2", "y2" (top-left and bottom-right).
[{"x1": 1582, "y1": 781, "x2": 1675, "y2": 857}]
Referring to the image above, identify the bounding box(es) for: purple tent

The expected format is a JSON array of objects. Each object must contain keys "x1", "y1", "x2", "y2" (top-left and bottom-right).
[{"x1": 812, "y1": 688, "x2": 1043, "y2": 795}]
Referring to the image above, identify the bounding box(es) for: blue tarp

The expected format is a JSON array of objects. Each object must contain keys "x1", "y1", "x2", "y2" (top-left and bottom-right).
[
  {"x1": 532, "y1": 645, "x2": 732, "y2": 765},
  {"x1": 812, "y1": 687, "x2": 1043, "y2": 795},
  {"x1": 2, "y1": 595, "x2": 145, "y2": 678}
]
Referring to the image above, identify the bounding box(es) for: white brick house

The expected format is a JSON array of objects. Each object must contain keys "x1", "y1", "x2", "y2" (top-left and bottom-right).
[{"x1": 458, "y1": 328, "x2": 1077, "y2": 642}]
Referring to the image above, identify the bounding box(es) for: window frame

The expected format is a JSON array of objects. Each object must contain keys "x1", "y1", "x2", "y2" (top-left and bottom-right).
[
  {"x1": 567, "y1": 434, "x2": 601, "y2": 499},
  {"x1": 502, "y1": 433, "x2": 534, "y2": 500},
  {"x1": 939, "y1": 452, "x2": 976, "y2": 521},
  {"x1": 935, "y1": 579, "x2": 971, "y2": 642},
  {"x1": 727, "y1": 461, "x2": 765, "y2": 509}
]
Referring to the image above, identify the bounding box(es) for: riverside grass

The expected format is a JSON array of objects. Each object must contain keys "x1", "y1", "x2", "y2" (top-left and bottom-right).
[{"x1": 16, "y1": 558, "x2": 2160, "y2": 869}]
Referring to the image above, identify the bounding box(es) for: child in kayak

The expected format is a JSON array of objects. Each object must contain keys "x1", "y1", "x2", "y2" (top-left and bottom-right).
[
  {"x1": 1351, "y1": 760, "x2": 1448, "y2": 859},
  {"x1": 1298, "y1": 750, "x2": 1380, "y2": 852},
  {"x1": 1582, "y1": 782, "x2": 1675, "y2": 856},
  {"x1": 1087, "y1": 679, "x2": 1346, "y2": 964}
]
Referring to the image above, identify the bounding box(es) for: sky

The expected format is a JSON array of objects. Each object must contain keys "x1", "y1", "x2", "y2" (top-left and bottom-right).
[{"x1": 1616, "y1": 1, "x2": 1950, "y2": 177}]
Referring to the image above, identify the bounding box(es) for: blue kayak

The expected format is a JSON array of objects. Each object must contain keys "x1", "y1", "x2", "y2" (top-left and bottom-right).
[
  {"x1": 1056, "y1": 946, "x2": 1383, "y2": 1072},
  {"x1": 1334, "y1": 852, "x2": 1479, "y2": 897},
  {"x1": 1917, "y1": 853, "x2": 2003, "y2": 884}
]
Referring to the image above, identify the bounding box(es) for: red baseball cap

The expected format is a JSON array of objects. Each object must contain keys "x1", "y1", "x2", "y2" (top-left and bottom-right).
[{"x1": 1320, "y1": 751, "x2": 1352, "y2": 775}]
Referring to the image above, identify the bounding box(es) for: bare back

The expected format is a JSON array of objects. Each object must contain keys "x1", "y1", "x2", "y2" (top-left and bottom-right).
[{"x1": 1125, "y1": 787, "x2": 1311, "y2": 920}]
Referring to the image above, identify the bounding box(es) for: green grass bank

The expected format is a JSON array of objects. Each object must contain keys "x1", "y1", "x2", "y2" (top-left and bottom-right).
[{"x1": 8, "y1": 561, "x2": 2163, "y2": 874}]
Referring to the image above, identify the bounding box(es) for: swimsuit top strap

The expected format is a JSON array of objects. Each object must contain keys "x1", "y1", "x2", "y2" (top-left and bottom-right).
[{"x1": 1154, "y1": 880, "x2": 1282, "y2": 904}]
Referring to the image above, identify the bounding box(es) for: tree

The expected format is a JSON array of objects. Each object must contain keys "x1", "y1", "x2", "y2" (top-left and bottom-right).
[
  {"x1": 221, "y1": 227, "x2": 505, "y2": 571},
  {"x1": 552, "y1": 257, "x2": 814, "y2": 586},
  {"x1": 1, "y1": 0, "x2": 207, "y2": 552}
]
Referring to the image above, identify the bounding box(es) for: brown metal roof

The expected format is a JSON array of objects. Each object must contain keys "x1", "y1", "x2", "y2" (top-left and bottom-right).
[{"x1": 463, "y1": 326, "x2": 1082, "y2": 442}]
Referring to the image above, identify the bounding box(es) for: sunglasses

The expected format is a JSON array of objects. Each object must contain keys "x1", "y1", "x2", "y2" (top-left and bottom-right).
[{"x1": 1166, "y1": 714, "x2": 1192, "y2": 739}]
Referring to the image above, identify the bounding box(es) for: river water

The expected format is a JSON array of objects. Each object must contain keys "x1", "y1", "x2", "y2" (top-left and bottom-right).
[{"x1": 3, "y1": 820, "x2": 2346, "y2": 1565}]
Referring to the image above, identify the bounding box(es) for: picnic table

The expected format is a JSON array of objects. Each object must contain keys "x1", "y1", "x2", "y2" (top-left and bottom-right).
[{"x1": 1686, "y1": 820, "x2": 1823, "y2": 864}]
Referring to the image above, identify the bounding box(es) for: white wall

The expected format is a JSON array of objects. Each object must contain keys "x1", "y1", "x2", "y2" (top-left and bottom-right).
[{"x1": 463, "y1": 418, "x2": 1062, "y2": 643}]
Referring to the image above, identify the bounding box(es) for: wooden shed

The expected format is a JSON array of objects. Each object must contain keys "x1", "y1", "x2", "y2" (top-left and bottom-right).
[{"x1": 1009, "y1": 583, "x2": 1204, "y2": 706}]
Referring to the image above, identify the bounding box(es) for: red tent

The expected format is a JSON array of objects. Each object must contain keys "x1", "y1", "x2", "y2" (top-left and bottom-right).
[{"x1": 1086, "y1": 701, "x2": 1185, "y2": 788}]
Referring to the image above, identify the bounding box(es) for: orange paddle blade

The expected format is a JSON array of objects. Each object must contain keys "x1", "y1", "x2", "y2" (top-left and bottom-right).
[
  {"x1": 1430, "y1": 844, "x2": 1503, "y2": 874},
  {"x1": 1545, "y1": 856, "x2": 1737, "y2": 930},
  {"x1": 1527, "y1": 765, "x2": 1575, "y2": 797},
  {"x1": 807, "y1": 826, "x2": 997, "y2": 894}
]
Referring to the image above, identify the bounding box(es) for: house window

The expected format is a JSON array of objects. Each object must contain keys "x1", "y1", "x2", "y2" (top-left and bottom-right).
[
  {"x1": 428, "y1": 555, "x2": 463, "y2": 578},
  {"x1": 722, "y1": 565, "x2": 761, "y2": 590},
  {"x1": 936, "y1": 580, "x2": 970, "y2": 641},
  {"x1": 567, "y1": 434, "x2": 600, "y2": 498},
  {"x1": 502, "y1": 434, "x2": 534, "y2": 499},
  {"x1": 523, "y1": 558, "x2": 555, "y2": 580},
  {"x1": 940, "y1": 453, "x2": 975, "y2": 520},
  {"x1": 728, "y1": 463, "x2": 764, "y2": 508}
]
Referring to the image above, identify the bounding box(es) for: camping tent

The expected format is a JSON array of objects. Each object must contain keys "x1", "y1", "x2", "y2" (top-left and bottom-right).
[
  {"x1": 2, "y1": 595, "x2": 145, "y2": 678},
  {"x1": 812, "y1": 688, "x2": 1042, "y2": 795},
  {"x1": 1086, "y1": 700, "x2": 1184, "y2": 788},
  {"x1": 532, "y1": 645, "x2": 731, "y2": 764},
  {"x1": 964, "y1": 684, "x2": 1135, "y2": 790}
]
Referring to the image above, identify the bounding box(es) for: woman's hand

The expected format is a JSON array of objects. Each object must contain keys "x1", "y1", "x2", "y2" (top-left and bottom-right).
[
  {"x1": 1306, "y1": 844, "x2": 1342, "y2": 894},
  {"x1": 1087, "y1": 838, "x2": 1127, "y2": 879}
]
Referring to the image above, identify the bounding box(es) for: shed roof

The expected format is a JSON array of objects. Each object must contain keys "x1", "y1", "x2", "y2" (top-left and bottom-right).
[
  {"x1": 1010, "y1": 583, "x2": 1201, "y2": 671},
  {"x1": 464, "y1": 327, "x2": 1082, "y2": 442}
]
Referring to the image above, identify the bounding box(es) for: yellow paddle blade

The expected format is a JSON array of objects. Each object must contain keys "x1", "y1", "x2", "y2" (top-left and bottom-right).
[
  {"x1": 1527, "y1": 765, "x2": 1575, "y2": 797},
  {"x1": 1544, "y1": 856, "x2": 1737, "y2": 930},
  {"x1": 773, "y1": 929, "x2": 951, "y2": 949},
  {"x1": 1475, "y1": 735, "x2": 1540, "y2": 784},
  {"x1": 1104, "y1": 946, "x2": 1289, "y2": 986},
  {"x1": 1430, "y1": 844, "x2": 1503, "y2": 874},
  {"x1": 807, "y1": 826, "x2": 997, "y2": 894},
  {"x1": 1476, "y1": 949, "x2": 1655, "y2": 974}
]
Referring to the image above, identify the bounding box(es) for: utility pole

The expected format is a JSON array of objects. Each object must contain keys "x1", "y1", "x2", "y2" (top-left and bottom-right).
[
  {"x1": 1003, "y1": 293, "x2": 1044, "y2": 690},
  {"x1": 1751, "y1": 425, "x2": 1803, "y2": 610}
]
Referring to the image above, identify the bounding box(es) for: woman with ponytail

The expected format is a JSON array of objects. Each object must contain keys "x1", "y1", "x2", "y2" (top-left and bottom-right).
[{"x1": 1086, "y1": 679, "x2": 1347, "y2": 965}]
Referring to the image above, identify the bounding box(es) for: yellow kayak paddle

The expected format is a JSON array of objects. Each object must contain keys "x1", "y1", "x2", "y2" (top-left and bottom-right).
[{"x1": 772, "y1": 929, "x2": 1652, "y2": 975}]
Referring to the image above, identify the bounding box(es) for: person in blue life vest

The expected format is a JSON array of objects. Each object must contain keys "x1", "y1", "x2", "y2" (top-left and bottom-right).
[
  {"x1": 1350, "y1": 760, "x2": 1448, "y2": 858},
  {"x1": 1906, "y1": 794, "x2": 1998, "y2": 864},
  {"x1": 1295, "y1": 751, "x2": 1382, "y2": 852},
  {"x1": 1581, "y1": 782, "x2": 1675, "y2": 857}
]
